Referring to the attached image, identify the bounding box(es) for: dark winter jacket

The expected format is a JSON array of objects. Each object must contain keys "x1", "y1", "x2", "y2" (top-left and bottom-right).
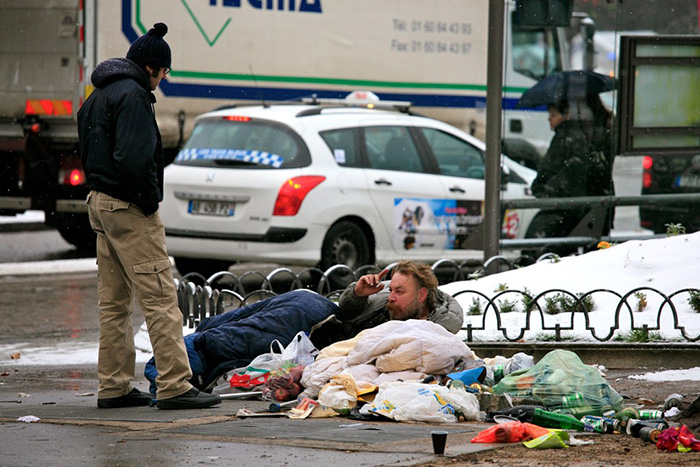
[
  {"x1": 77, "y1": 58, "x2": 163, "y2": 216},
  {"x1": 532, "y1": 117, "x2": 615, "y2": 200},
  {"x1": 531, "y1": 120, "x2": 593, "y2": 199}
]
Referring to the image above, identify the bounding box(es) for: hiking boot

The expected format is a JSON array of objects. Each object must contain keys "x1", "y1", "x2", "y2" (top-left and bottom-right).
[
  {"x1": 156, "y1": 388, "x2": 221, "y2": 410},
  {"x1": 97, "y1": 388, "x2": 153, "y2": 409}
]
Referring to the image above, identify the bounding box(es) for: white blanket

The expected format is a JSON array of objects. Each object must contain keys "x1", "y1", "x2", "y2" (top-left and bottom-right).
[{"x1": 301, "y1": 319, "x2": 476, "y2": 396}]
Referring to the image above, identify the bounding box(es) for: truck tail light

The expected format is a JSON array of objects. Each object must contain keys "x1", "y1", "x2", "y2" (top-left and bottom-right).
[
  {"x1": 642, "y1": 156, "x2": 653, "y2": 189},
  {"x1": 273, "y1": 176, "x2": 326, "y2": 216},
  {"x1": 58, "y1": 156, "x2": 86, "y2": 186}
]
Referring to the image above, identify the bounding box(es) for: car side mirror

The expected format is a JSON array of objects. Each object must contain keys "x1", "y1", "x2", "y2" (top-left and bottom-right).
[{"x1": 500, "y1": 165, "x2": 510, "y2": 191}]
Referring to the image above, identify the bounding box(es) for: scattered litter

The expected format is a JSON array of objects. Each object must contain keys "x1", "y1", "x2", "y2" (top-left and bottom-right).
[
  {"x1": 41, "y1": 402, "x2": 56, "y2": 405},
  {"x1": 1, "y1": 371, "x2": 9, "y2": 376},
  {"x1": 235, "y1": 408, "x2": 287, "y2": 418},
  {"x1": 663, "y1": 393, "x2": 683, "y2": 411},
  {"x1": 472, "y1": 420, "x2": 550, "y2": 443},
  {"x1": 10, "y1": 352, "x2": 20, "y2": 360},
  {"x1": 0, "y1": 400, "x2": 21, "y2": 404},
  {"x1": 523, "y1": 431, "x2": 568, "y2": 449},
  {"x1": 664, "y1": 407, "x2": 681, "y2": 418},
  {"x1": 636, "y1": 398, "x2": 655, "y2": 405},
  {"x1": 75, "y1": 392, "x2": 95, "y2": 397},
  {"x1": 567, "y1": 434, "x2": 595, "y2": 446},
  {"x1": 17, "y1": 415, "x2": 40, "y2": 423},
  {"x1": 17, "y1": 392, "x2": 30, "y2": 398},
  {"x1": 657, "y1": 425, "x2": 700, "y2": 452},
  {"x1": 493, "y1": 350, "x2": 623, "y2": 417}
]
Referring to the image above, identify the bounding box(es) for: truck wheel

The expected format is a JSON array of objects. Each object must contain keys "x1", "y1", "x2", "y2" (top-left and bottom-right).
[
  {"x1": 174, "y1": 257, "x2": 232, "y2": 278},
  {"x1": 55, "y1": 213, "x2": 96, "y2": 252},
  {"x1": 320, "y1": 221, "x2": 372, "y2": 270}
]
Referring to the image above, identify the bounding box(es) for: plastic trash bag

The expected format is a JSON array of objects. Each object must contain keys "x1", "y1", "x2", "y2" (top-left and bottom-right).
[
  {"x1": 212, "y1": 331, "x2": 317, "y2": 396},
  {"x1": 318, "y1": 373, "x2": 359, "y2": 412},
  {"x1": 359, "y1": 381, "x2": 480, "y2": 423},
  {"x1": 483, "y1": 352, "x2": 535, "y2": 385},
  {"x1": 262, "y1": 363, "x2": 305, "y2": 402},
  {"x1": 523, "y1": 431, "x2": 569, "y2": 449},
  {"x1": 281, "y1": 331, "x2": 319, "y2": 367},
  {"x1": 656, "y1": 425, "x2": 700, "y2": 452},
  {"x1": 492, "y1": 349, "x2": 623, "y2": 417},
  {"x1": 471, "y1": 420, "x2": 550, "y2": 443}
]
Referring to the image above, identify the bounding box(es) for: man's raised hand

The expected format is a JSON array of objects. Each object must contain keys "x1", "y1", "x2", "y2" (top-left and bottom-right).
[{"x1": 353, "y1": 268, "x2": 389, "y2": 297}]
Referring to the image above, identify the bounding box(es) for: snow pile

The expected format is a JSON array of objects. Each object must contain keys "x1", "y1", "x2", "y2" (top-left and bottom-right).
[{"x1": 441, "y1": 232, "x2": 700, "y2": 341}]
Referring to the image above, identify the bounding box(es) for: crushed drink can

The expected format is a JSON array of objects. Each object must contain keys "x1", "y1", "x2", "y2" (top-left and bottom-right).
[
  {"x1": 561, "y1": 393, "x2": 585, "y2": 408},
  {"x1": 581, "y1": 415, "x2": 620, "y2": 434},
  {"x1": 638, "y1": 409, "x2": 663, "y2": 420},
  {"x1": 626, "y1": 419, "x2": 669, "y2": 437},
  {"x1": 639, "y1": 426, "x2": 661, "y2": 443},
  {"x1": 663, "y1": 394, "x2": 683, "y2": 411}
]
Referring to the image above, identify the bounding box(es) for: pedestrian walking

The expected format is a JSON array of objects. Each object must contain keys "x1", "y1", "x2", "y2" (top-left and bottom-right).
[{"x1": 77, "y1": 23, "x2": 220, "y2": 410}]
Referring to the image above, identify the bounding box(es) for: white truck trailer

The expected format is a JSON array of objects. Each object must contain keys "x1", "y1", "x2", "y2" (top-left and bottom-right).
[{"x1": 0, "y1": 0, "x2": 570, "y2": 249}]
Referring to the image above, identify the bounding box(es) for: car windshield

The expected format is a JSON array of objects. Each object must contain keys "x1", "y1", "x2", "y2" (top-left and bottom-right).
[{"x1": 174, "y1": 118, "x2": 311, "y2": 169}]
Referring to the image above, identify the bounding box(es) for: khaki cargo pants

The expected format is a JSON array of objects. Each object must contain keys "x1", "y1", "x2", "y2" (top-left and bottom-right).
[{"x1": 87, "y1": 191, "x2": 192, "y2": 400}]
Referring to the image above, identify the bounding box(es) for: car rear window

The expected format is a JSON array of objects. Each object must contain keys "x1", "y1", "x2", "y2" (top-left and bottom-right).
[{"x1": 174, "y1": 118, "x2": 311, "y2": 169}]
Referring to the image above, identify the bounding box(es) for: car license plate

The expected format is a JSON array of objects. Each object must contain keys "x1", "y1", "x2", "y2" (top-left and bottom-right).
[
  {"x1": 678, "y1": 174, "x2": 700, "y2": 187},
  {"x1": 188, "y1": 199, "x2": 235, "y2": 217}
]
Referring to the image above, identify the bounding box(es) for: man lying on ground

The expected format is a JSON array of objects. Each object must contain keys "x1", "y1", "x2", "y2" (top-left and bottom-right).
[{"x1": 311, "y1": 260, "x2": 464, "y2": 346}]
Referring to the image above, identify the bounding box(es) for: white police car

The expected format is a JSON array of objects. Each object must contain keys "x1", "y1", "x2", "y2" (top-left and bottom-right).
[{"x1": 161, "y1": 94, "x2": 536, "y2": 276}]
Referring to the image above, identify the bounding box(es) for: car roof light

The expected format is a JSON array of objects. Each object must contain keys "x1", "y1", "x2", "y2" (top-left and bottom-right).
[
  {"x1": 223, "y1": 116, "x2": 251, "y2": 122},
  {"x1": 273, "y1": 176, "x2": 326, "y2": 216}
]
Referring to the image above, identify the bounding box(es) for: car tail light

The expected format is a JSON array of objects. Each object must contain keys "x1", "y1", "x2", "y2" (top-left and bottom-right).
[
  {"x1": 642, "y1": 156, "x2": 653, "y2": 189},
  {"x1": 223, "y1": 116, "x2": 251, "y2": 122},
  {"x1": 273, "y1": 176, "x2": 326, "y2": 216}
]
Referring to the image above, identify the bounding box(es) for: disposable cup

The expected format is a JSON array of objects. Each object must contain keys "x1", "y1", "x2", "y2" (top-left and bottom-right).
[{"x1": 431, "y1": 430, "x2": 448, "y2": 455}]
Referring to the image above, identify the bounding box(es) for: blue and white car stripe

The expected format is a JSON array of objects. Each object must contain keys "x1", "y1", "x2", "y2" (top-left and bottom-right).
[{"x1": 176, "y1": 148, "x2": 284, "y2": 168}]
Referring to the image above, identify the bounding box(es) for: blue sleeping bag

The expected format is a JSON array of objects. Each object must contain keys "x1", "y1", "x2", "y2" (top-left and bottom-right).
[{"x1": 145, "y1": 290, "x2": 337, "y2": 393}]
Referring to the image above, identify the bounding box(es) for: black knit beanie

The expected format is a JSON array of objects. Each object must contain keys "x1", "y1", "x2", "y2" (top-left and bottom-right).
[{"x1": 126, "y1": 23, "x2": 172, "y2": 69}]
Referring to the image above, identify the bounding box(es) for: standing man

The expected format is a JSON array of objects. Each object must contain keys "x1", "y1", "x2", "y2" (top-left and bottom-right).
[
  {"x1": 336, "y1": 260, "x2": 463, "y2": 337},
  {"x1": 78, "y1": 23, "x2": 220, "y2": 410}
]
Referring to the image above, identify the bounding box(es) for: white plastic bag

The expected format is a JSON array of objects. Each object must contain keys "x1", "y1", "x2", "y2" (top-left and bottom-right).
[
  {"x1": 210, "y1": 333, "x2": 317, "y2": 394},
  {"x1": 359, "y1": 381, "x2": 480, "y2": 423},
  {"x1": 281, "y1": 331, "x2": 319, "y2": 367},
  {"x1": 317, "y1": 373, "x2": 358, "y2": 411}
]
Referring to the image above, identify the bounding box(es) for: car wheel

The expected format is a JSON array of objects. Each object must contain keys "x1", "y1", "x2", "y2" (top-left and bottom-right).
[
  {"x1": 320, "y1": 221, "x2": 372, "y2": 271},
  {"x1": 174, "y1": 257, "x2": 232, "y2": 278},
  {"x1": 55, "y1": 212, "x2": 96, "y2": 251}
]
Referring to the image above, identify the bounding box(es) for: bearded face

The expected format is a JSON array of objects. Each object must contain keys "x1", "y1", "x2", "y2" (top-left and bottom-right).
[{"x1": 385, "y1": 272, "x2": 428, "y2": 321}]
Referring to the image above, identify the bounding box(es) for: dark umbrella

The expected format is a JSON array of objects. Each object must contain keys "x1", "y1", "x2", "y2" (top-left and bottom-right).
[{"x1": 516, "y1": 70, "x2": 616, "y2": 108}]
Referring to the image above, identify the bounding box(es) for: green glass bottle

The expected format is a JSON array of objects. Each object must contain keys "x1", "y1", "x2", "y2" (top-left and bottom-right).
[{"x1": 532, "y1": 408, "x2": 595, "y2": 432}]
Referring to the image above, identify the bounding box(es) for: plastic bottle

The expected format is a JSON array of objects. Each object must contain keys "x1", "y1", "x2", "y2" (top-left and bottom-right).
[{"x1": 532, "y1": 408, "x2": 595, "y2": 432}]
